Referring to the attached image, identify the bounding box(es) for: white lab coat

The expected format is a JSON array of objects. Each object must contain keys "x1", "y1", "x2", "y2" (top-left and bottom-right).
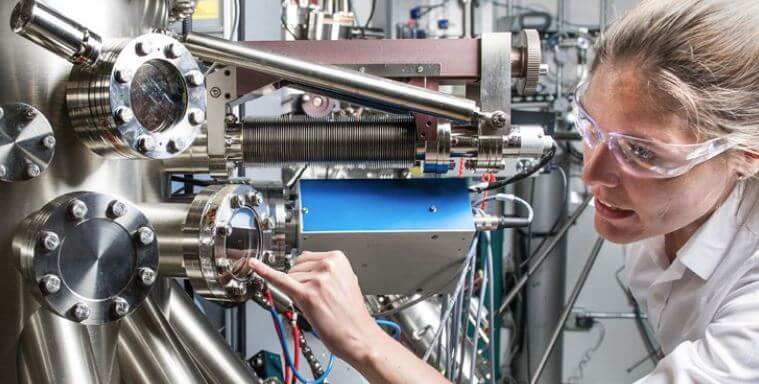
[{"x1": 625, "y1": 179, "x2": 759, "y2": 383}]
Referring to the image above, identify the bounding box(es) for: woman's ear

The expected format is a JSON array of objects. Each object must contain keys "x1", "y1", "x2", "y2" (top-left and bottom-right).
[{"x1": 735, "y1": 151, "x2": 759, "y2": 179}]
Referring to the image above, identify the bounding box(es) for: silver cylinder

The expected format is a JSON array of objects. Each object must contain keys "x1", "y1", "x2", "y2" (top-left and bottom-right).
[
  {"x1": 183, "y1": 32, "x2": 480, "y2": 122},
  {"x1": 238, "y1": 115, "x2": 416, "y2": 168},
  {"x1": 117, "y1": 294, "x2": 205, "y2": 384},
  {"x1": 162, "y1": 134, "x2": 211, "y2": 173},
  {"x1": 139, "y1": 203, "x2": 193, "y2": 277},
  {"x1": 164, "y1": 280, "x2": 260, "y2": 383}
]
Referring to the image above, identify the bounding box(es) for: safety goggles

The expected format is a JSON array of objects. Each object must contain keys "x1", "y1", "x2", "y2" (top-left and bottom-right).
[{"x1": 572, "y1": 82, "x2": 734, "y2": 179}]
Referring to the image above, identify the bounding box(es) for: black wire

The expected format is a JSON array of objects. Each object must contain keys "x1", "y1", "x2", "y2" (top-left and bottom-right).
[
  {"x1": 364, "y1": 0, "x2": 377, "y2": 29},
  {"x1": 281, "y1": 14, "x2": 300, "y2": 39},
  {"x1": 471, "y1": 144, "x2": 557, "y2": 193},
  {"x1": 170, "y1": 176, "x2": 214, "y2": 187}
]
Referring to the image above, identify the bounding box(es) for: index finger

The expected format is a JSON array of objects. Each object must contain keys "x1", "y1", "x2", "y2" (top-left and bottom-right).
[{"x1": 248, "y1": 258, "x2": 304, "y2": 300}]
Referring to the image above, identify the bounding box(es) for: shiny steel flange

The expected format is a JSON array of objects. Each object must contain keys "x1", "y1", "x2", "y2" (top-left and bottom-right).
[
  {"x1": 12, "y1": 192, "x2": 159, "y2": 324},
  {"x1": 0, "y1": 103, "x2": 55, "y2": 182},
  {"x1": 67, "y1": 33, "x2": 206, "y2": 159},
  {"x1": 184, "y1": 184, "x2": 270, "y2": 303}
]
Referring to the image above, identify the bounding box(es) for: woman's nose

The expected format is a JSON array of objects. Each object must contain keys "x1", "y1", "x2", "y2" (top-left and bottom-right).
[{"x1": 581, "y1": 143, "x2": 621, "y2": 188}]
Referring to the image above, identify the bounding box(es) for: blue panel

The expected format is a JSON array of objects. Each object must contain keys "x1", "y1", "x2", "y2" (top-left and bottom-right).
[{"x1": 299, "y1": 178, "x2": 475, "y2": 232}]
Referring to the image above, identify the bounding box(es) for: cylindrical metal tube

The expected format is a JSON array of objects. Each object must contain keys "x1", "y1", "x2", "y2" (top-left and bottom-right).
[
  {"x1": 183, "y1": 32, "x2": 480, "y2": 122},
  {"x1": 11, "y1": 0, "x2": 102, "y2": 67},
  {"x1": 164, "y1": 281, "x2": 261, "y2": 384},
  {"x1": 162, "y1": 134, "x2": 210, "y2": 173},
  {"x1": 117, "y1": 294, "x2": 205, "y2": 384},
  {"x1": 238, "y1": 116, "x2": 417, "y2": 168},
  {"x1": 139, "y1": 203, "x2": 193, "y2": 277}
]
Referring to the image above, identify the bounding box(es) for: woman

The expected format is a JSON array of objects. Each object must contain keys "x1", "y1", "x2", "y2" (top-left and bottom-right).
[{"x1": 250, "y1": 0, "x2": 759, "y2": 382}]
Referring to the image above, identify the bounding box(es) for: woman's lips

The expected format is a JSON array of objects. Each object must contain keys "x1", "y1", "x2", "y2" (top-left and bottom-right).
[{"x1": 594, "y1": 197, "x2": 636, "y2": 220}]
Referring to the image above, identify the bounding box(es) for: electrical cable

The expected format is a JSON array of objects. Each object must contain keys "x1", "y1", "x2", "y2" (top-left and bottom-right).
[
  {"x1": 287, "y1": 165, "x2": 309, "y2": 189},
  {"x1": 485, "y1": 232, "x2": 497, "y2": 383},
  {"x1": 473, "y1": 193, "x2": 535, "y2": 224},
  {"x1": 469, "y1": 259, "x2": 488, "y2": 383},
  {"x1": 566, "y1": 320, "x2": 605, "y2": 384},
  {"x1": 375, "y1": 319, "x2": 402, "y2": 340},
  {"x1": 470, "y1": 144, "x2": 557, "y2": 193}
]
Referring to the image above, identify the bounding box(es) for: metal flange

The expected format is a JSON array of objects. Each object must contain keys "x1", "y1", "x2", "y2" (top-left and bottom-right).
[
  {"x1": 0, "y1": 103, "x2": 55, "y2": 182},
  {"x1": 13, "y1": 192, "x2": 159, "y2": 324},
  {"x1": 67, "y1": 33, "x2": 206, "y2": 159}
]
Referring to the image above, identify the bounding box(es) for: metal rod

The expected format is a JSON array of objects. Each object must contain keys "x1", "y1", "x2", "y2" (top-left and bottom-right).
[
  {"x1": 599, "y1": 0, "x2": 609, "y2": 30},
  {"x1": 530, "y1": 236, "x2": 604, "y2": 384},
  {"x1": 584, "y1": 311, "x2": 648, "y2": 320},
  {"x1": 497, "y1": 194, "x2": 592, "y2": 318},
  {"x1": 183, "y1": 32, "x2": 481, "y2": 122}
]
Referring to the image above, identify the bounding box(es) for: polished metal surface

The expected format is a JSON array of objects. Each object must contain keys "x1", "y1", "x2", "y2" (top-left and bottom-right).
[
  {"x1": 0, "y1": 0, "x2": 167, "y2": 381},
  {"x1": 183, "y1": 32, "x2": 481, "y2": 122},
  {"x1": 0, "y1": 103, "x2": 55, "y2": 182},
  {"x1": 13, "y1": 191, "x2": 160, "y2": 324},
  {"x1": 164, "y1": 280, "x2": 261, "y2": 383},
  {"x1": 117, "y1": 293, "x2": 205, "y2": 384},
  {"x1": 514, "y1": 29, "x2": 542, "y2": 96},
  {"x1": 139, "y1": 202, "x2": 192, "y2": 277}
]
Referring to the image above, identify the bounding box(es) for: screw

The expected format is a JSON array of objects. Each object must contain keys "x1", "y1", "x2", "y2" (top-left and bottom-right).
[
  {"x1": 230, "y1": 194, "x2": 244, "y2": 208},
  {"x1": 138, "y1": 267, "x2": 156, "y2": 286},
  {"x1": 137, "y1": 135, "x2": 156, "y2": 153},
  {"x1": 539, "y1": 64, "x2": 549, "y2": 76},
  {"x1": 41, "y1": 135, "x2": 56, "y2": 150},
  {"x1": 0, "y1": 165, "x2": 7, "y2": 178},
  {"x1": 25, "y1": 109, "x2": 35, "y2": 121},
  {"x1": 429, "y1": 205, "x2": 437, "y2": 213},
  {"x1": 217, "y1": 224, "x2": 233, "y2": 236},
  {"x1": 26, "y1": 163, "x2": 40, "y2": 177},
  {"x1": 72, "y1": 303, "x2": 91, "y2": 321},
  {"x1": 68, "y1": 199, "x2": 88, "y2": 220},
  {"x1": 112, "y1": 297, "x2": 130, "y2": 317},
  {"x1": 136, "y1": 227, "x2": 155, "y2": 245},
  {"x1": 262, "y1": 216, "x2": 275, "y2": 230},
  {"x1": 248, "y1": 192, "x2": 263, "y2": 207},
  {"x1": 167, "y1": 137, "x2": 186, "y2": 153},
  {"x1": 40, "y1": 231, "x2": 60, "y2": 251},
  {"x1": 108, "y1": 200, "x2": 128, "y2": 217},
  {"x1": 188, "y1": 109, "x2": 205, "y2": 125},
  {"x1": 165, "y1": 42, "x2": 183, "y2": 59},
  {"x1": 136, "y1": 40, "x2": 154, "y2": 56},
  {"x1": 114, "y1": 69, "x2": 133, "y2": 83},
  {"x1": 185, "y1": 70, "x2": 204, "y2": 87},
  {"x1": 358, "y1": 66, "x2": 366, "y2": 73},
  {"x1": 417, "y1": 65, "x2": 425, "y2": 73},
  {"x1": 114, "y1": 107, "x2": 134, "y2": 125},
  {"x1": 264, "y1": 251, "x2": 276, "y2": 264},
  {"x1": 301, "y1": 207, "x2": 308, "y2": 215},
  {"x1": 490, "y1": 111, "x2": 507, "y2": 128},
  {"x1": 312, "y1": 97, "x2": 323, "y2": 107},
  {"x1": 40, "y1": 274, "x2": 61, "y2": 295}
]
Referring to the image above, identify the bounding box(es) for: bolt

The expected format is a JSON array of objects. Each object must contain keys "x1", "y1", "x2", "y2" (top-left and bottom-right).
[
  {"x1": 25, "y1": 109, "x2": 35, "y2": 121},
  {"x1": 114, "y1": 69, "x2": 133, "y2": 83},
  {"x1": 167, "y1": 137, "x2": 186, "y2": 153},
  {"x1": 40, "y1": 274, "x2": 61, "y2": 295},
  {"x1": 429, "y1": 205, "x2": 437, "y2": 213},
  {"x1": 138, "y1": 267, "x2": 156, "y2": 286},
  {"x1": 301, "y1": 207, "x2": 308, "y2": 215},
  {"x1": 136, "y1": 226, "x2": 155, "y2": 245},
  {"x1": 217, "y1": 224, "x2": 233, "y2": 236},
  {"x1": 248, "y1": 192, "x2": 263, "y2": 207},
  {"x1": 40, "y1": 231, "x2": 60, "y2": 251},
  {"x1": 490, "y1": 111, "x2": 507, "y2": 128},
  {"x1": 0, "y1": 165, "x2": 7, "y2": 178},
  {"x1": 358, "y1": 66, "x2": 366, "y2": 73},
  {"x1": 114, "y1": 107, "x2": 134, "y2": 125},
  {"x1": 136, "y1": 40, "x2": 154, "y2": 56},
  {"x1": 262, "y1": 216, "x2": 275, "y2": 230},
  {"x1": 165, "y1": 42, "x2": 183, "y2": 59},
  {"x1": 0, "y1": 107, "x2": 4, "y2": 120},
  {"x1": 312, "y1": 97, "x2": 323, "y2": 107},
  {"x1": 417, "y1": 65, "x2": 425, "y2": 73},
  {"x1": 188, "y1": 109, "x2": 205, "y2": 125},
  {"x1": 230, "y1": 194, "x2": 244, "y2": 208},
  {"x1": 108, "y1": 200, "x2": 128, "y2": 217},
  {"x1": 185, "y1": 70, "x2": 204, "y2": 87},
  {"x1": 539, "y1": 63, "x2": 549, "y2": 76},
  {"x1": 112, "y1": 297, "x2": 130, "y2": 317},
  {"x1": 264, "y1": 251, "x2": 276, "y2": 264},
  {"x1": 137, "y1": 135, "x2": 156, "y2": 153},
  {"x1": 72, "y1": 303, "x2": 91, "y2": 321},
  {"x1": 26, "y1": 163, "x2": 40, "y2": 177},
  {"x1": 301, "y1": 94, "x2": 311, "y2": 102},
  {"x1": 41, "y1": 135, "x2": 56, "y2": 150},
  {"x1": 68, "y1": 199, "x2": 88, "y2": 220}
]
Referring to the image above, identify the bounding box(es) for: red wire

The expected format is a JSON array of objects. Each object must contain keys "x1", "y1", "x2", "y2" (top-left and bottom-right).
[
  {"x1": 292, "y1": 321, "x2": 301, "y2": 383},
  {"x1": 479, "y1": 173, "x2": 496, "y2": 210}
]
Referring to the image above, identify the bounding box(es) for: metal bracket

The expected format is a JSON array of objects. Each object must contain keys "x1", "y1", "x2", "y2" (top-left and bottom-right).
[{"x1": 206, "y1": 66, "x2": 238, "y2": 178}]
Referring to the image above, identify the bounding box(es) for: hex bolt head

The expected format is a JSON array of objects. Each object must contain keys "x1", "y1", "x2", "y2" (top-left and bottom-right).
[
  {"x1": 164, "y1": 42, "x2": 183, "y2": 59},
  {"x1": 138, "y1": 267, "x2": 156, "y2": 286},
  {"x1": 262, "y1": 216, "x2": 275, "y2": 230},
  {"x1": 249, "y1": 192, "x2": 263, "y2": 207},
  {"x1": 135, "y1": 40, "x2": 154, "y2": 56},
  {"x1": 136, "y1": 227, "x2": 155, "y2": 245},
  {"x1": 108, "y1": 200, "x2": 128, "y2": 217},
  {"x1": 73, "y1": 303, "x2": 91, "y2": 321},
  {"x1": 114, "y1": 107, "x2": 134, "y2": 125},
  {"x1": 40, "y1": 274, "x2": 62, "y2": 295},
  {"x1": 217, "y1": 224, "x2": 233, "y2": 236},
  {"x1": 167, "y1": 137, "x2": 186, "y2": 153},
  {"x1": 230, "y1": 194, "x2": 244, "y2": 208},
  {"x1": 188, "y1": 109, "x2": 205, "y2": 125},
  {"x1": 67, "y1": 199, "x2": 88, "y2": 220},
  {"x1": 25, "y1": 109, "x2": 36, "y2": 121},
  {"x1": 490, "y1": 111, "x2": 507, "y2": 128},
  {"x1": 26, "y1": 163, "x2": 41, "y2": 177},
  {"x1": 40, "y1": 231, "x2": 60, "y2": 251},
  {"x1": 0, "y1": 165, "x2": 7, "y2": 178},
  {"x1": 137, "y1": 135, "x2": 156, "y2": 153},
  {"x1": 112, "y1": 297, "x2": 130, "y2": 317},
  {"x1": 41, "y1": 135, "x2": 56, "y2": 150},
  {"x1": 185, "y1": 70, "x2": 205, "y2": 87},
  {"x1": 114, "y1": 69, "x2": 133, "y2": 84}
]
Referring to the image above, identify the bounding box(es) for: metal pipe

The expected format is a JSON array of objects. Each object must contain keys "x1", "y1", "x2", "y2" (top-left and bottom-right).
[
  {"x1": 164, "y1": 280, "x2": 261, "y2": 384},
  {"x1": 461, "y1": 0, "x2": 473, "y2": 38},
  {"x1": 530, "y1": 236, "x2": 604, "y2": 384},
  {"x1": 497, "y1": 194, "x2": 592, "y2": 318},
  {"x1": 139, "y1": 203, "x2": 193, "y2": 277},
  {"x1": 117, "y1": 294, "x2": 205, "y2": 384},
  {"x1": 10, "y1": 0, "x2": 102, "y2": 67},
  {"x1": 600, "y1": 0, "x2": 609, "y2": 30},
  {"x1": 585, "y1": 311, "x2": 648, "y2": 320},
  {"x1": 183, "y1": 32, "x2": 481, "y2": 122}
]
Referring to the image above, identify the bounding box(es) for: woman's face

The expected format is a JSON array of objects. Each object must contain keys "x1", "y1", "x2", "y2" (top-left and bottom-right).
[{"x1": 580, "y1": 63, "x2": 737, "y2": 244}]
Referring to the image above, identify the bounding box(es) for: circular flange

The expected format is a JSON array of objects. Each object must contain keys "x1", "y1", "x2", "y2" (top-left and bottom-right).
[
  {"x1": 184, "y1": 184, "x2": 270, "y2": 303},
  {"x1": 67, "y1": 33, "x2": 206, "y2": 159},
  {"x1": 0, "y1": 103, "x2": 55, "y2": 182},
  {"x1": 13, "y1": 192, "x2": 159, "y2": 324}
]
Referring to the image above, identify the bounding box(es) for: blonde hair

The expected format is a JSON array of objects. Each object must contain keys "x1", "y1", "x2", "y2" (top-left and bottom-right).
[{"x1": 592, "y1": 0, "x2": 759, "y2": 160}]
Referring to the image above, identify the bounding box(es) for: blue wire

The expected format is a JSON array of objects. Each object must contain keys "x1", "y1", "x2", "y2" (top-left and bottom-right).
[
  {"x1": 269, "y1": 305, "x2": 335, "y2": 384},
  {"x1": 375, "y1": 319, "x2": 402, "y2": 340}
]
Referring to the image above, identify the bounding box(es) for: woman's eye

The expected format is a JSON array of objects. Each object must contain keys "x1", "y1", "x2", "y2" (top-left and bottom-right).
[{"x1": 628, "y1": 142, "x2": 656, "y2": 160}]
